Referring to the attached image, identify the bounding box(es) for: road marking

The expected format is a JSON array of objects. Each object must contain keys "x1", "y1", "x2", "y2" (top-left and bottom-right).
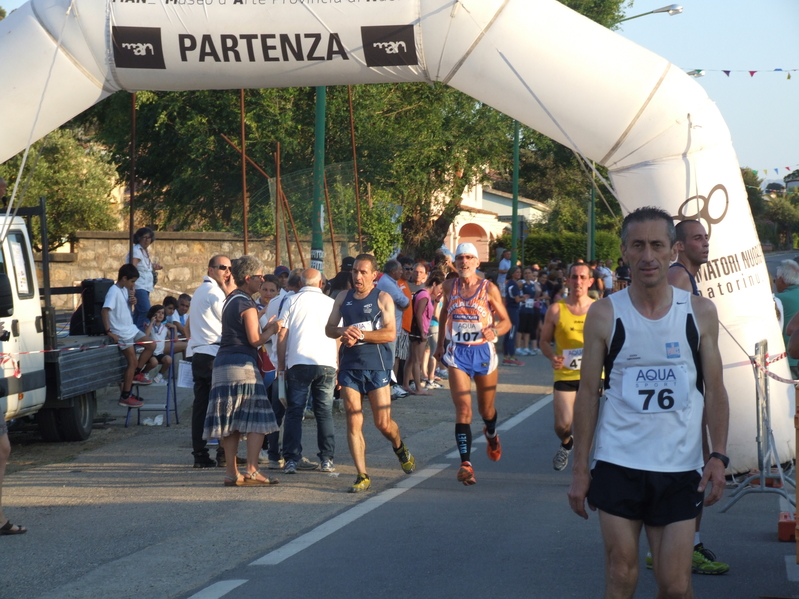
[
  {"x1": 446, "y1": 394, "x2": 554, "y2": 459},
  {"x1": 786, "y1": 555, "x2": 799, "y2": 581},
  {"x1": 186, "y1": 580, "x2": 248, "y2": 599},
  {"x1": 250, "y1": 464, "x2": 450, "y2": 566}
]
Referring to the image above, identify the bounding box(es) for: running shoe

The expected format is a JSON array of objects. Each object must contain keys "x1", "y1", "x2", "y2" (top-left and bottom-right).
[
  {"x1": 435, "y1": 368, "x2": 448, "y2": 380},
  {"x1": 258, "y1": 450, "x2": 285, "y2": 469},
  {"x1": 552, "y1": 445, "x2": 572, "y2": 471},
  {"x1": 118, "y1": 395, "x2": 144, "y2": 408},
  {"x1": 283, "y1": 460, "x2": 297, "y2": 474},
  {"x1": 349, "y1": 473, "x2": 371, "y2": 493},
  {"x1": 484, "y1": 427, "x2": 502, "y2": 461},
  {"x1": 320, "y1": 460, "x2": 335, "y2": 473},
  {"x1": 295, "y1": 457, "x2": 320, "y2": 471},
  {"x1": 133, "y1": 372, "x2": 152, "y2": 385},
  {"x1": 457, "y1": 462, "x2": 477, "y2": 486},
  {"x1": 502, "y1": 357, "x2": 524, "y2": 366},
  {"x1": 692, "y1": 544, "x2": 729, "y2": 575},
  {"x1": 150, "y1": 373, "x2": 166, "y2": 386},
  {"x1": 516, "y1": 348, "x2": 530, "y2": 356},
  {"x1": 426, "y1": 381, "x2": 442, "y2": 390},
  {"x1": 395, "y1": 443, "x2": 416, "y2": 474}
]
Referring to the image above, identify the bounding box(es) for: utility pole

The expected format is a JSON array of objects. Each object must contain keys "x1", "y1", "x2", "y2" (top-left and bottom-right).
[
  {"x1": 311, "y1": 87, "x2": 326, "y2": 271},
  {"x1": 511, "y1": 120, "x2": 520, "y2": 266}
]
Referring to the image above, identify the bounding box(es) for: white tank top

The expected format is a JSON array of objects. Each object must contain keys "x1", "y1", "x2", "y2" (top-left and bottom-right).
[{"x1": 593, "y1": 287, "x2": 704, "y2": 472}]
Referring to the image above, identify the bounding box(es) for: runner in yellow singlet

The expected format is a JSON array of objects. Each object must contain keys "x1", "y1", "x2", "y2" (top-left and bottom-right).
[{"x1": 540, "y1": 263, "x2": 594, "y2": 471}]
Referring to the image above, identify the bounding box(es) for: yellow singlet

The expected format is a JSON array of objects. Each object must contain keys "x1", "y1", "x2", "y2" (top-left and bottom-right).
[{"x1": 553, "y1": 299, "x2": 592, "y2": 382}]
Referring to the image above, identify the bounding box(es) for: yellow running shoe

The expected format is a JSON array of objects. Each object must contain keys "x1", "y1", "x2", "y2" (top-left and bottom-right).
[
  {"x1": 394, "y1": 443, "x2": 416, "y2": 474},
  {"x1": 349, "y1": 474, "x2": 371, "y2": 493}
]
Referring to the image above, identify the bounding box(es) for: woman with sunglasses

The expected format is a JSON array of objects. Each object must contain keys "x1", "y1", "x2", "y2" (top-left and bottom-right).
[
  {"x1": 203, "y1": 256, "x2": 282, "y2": 487},
  {"x1": 127, "y1": 227, "x2": 163, "y2": 329}
]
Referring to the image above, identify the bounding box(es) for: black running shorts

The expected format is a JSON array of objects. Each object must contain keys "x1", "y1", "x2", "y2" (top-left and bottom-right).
[
  {"x1": 554, "y1": 380, "x2": 580, "y2": 392},
  {"x1": 587, "y1": 460, "x2": 703, "y2": 527}
]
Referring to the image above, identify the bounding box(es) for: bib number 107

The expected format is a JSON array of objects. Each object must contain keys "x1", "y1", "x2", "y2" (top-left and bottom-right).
[
  {"x1": 638, "y1": 388, "x2": 674, "y2": 411},
  {"x1": 454, "y1": 330, "x2": 481, "y2": 343}
]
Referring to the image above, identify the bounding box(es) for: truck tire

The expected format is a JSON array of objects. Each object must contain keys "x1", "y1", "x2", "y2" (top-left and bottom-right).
[
  {"x1": 56, "y1": 392, "x2": 97, "y2": 442},
  {"x1": 37, "y1": 408, "x2": 65, "y2": 442}
]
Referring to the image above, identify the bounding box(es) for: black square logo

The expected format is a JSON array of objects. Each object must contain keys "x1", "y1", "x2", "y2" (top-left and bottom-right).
[
  {"x1": 112, "y1": 26, "x2": 166, "y2": 70},
  {"x1": 361, "y1": 25, "x2": 418, "y2": 68}
]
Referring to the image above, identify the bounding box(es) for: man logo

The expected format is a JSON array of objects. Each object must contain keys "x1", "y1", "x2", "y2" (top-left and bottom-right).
[
  {"x1": 121, "y1": 43, "x2": 154, "y2": 57},
  {"x1": 361, "y1": 25, "x2": 418, "y2": 68},
  {"x1": 113, "y1": 26, "x2": 166, "y2": 69}
]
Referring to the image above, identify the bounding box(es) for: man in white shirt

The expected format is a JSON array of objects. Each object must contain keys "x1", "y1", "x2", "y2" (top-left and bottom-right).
[
  {"x1": 185, "y1": 255, "x2": 234, "y2": 468},
  {"x1": 277, "y1": 269, "x2": 338, "y2": 474}
]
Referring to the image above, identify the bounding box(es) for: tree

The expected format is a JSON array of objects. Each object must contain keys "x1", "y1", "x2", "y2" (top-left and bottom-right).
[
  {"x1": 0, "y1": 129, "x2": 119, "y2": 251},
  {"x1": 765, "y1": 195, "x2": 799, "y2": 249},
  {"x1": 0, "y1": 7, "x2": 6, "y2": 20},
  {"x1": 741, "y1": 168, "x2": 765, "y2": 217}
]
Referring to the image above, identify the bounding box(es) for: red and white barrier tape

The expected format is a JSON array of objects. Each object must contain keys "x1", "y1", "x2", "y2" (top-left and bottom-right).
[{"x1": 751, "y1": 355, "x2": 799, "y2": 385}]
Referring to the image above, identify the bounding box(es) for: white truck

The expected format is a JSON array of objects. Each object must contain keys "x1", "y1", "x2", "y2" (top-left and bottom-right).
[{"x1": 1, "y1": 200, "x2": 125, "y2": 442}]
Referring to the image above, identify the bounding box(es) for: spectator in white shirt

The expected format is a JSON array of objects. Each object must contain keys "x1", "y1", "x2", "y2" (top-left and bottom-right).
[
  {"x1": 102, "y1": 264, "x2": 157, "y2": 408},
  {"x1": 277, "y1": 269, "x2": 338, "y2": 473},
  {"x1": 185, "y1": 255, "x2": 235, "y2": 468}
]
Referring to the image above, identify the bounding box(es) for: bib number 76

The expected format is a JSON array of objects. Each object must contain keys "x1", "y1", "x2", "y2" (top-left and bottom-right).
[{"x1": 638, "y1": 388, "x2": 674, "y2": 411}]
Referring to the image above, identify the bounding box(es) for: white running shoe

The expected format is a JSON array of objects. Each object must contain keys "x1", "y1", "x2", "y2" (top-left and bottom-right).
[{"x1": 553, "y1": 445, "x2": 572, "y2": 471}]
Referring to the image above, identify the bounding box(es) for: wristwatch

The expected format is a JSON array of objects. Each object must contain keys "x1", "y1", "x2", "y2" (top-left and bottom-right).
[
  {"x1": 359, "y1": 330, "x2": 365, "y2": 341},
  {"x1": 709, "y1": 452, "x2": 730, "y2": 468}
]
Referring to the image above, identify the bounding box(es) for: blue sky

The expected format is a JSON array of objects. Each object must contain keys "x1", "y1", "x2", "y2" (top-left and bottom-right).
[{"x1": 3, "y1": 0, "x2": 796, "y2": 185}]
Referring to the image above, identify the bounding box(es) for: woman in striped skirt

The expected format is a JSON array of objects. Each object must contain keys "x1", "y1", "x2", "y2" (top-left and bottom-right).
[{"x1": 203, "y1": 255, "x2": 282, "y2": 486}]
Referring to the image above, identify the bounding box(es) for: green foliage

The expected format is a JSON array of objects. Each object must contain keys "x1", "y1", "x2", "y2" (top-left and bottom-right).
[
  {"x1": 0, "y1": 7, "x2": 6, "y2": 20},
  {"x1": 0, "y1": 129, "x2": 118, "y2": 251},
  {"x1": 741, "y1": 167, "x2": 765, "y2": 217},
  {"x1": 523, "y1": 230, "x2": 620, "y2": 265},
  {"x1": 360, "y1": 192, "x2": 402, "y2": 265},
  {"x1": 73, "y1": 84, "x2": 512, "y2": 256}
]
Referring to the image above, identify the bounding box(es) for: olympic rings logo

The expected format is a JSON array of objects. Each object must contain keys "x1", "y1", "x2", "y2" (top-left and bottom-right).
[{"x1": 671, "y1": 184, "x2": 729, "y2": 237}]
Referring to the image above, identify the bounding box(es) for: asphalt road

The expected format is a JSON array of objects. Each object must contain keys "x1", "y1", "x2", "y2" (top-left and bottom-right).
[{"x1": 177, "y1": 396, "x2": 799, "y2": 599}]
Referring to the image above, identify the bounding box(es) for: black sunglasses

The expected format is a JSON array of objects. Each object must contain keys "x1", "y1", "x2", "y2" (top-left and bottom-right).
[{"x1": 213, "y1": 265, "x2": 230, "y2": 271}]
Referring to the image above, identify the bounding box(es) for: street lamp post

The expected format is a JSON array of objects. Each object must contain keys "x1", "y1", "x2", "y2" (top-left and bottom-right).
[{"x1": 618, "y1": 4, "x2": 682, "y2": 23}]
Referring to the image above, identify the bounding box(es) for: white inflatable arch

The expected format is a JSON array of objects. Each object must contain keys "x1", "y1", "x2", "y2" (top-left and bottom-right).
[{"x1": 0, "y1": 0, "x2": 790, "y2": 471}]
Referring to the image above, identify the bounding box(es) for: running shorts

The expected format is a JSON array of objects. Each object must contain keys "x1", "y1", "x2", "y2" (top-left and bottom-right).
[
  {"x1": 338, "y1": 369, "x2": 392, "y2": 395},
  {"x1": 587, "y1": 460, "x2": 703, "y2": 527},
  {"x1": 442, "y1": 342, "x2": 497, "y2": 378}
]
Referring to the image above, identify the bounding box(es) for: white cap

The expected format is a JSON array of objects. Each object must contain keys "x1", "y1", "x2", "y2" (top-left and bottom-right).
[{"x1": 455, "y1": 242, "x2": 479, "y2": 258}]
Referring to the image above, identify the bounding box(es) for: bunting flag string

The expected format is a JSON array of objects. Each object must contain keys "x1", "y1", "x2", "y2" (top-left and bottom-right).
[{"x1": 684, "y1": 68, "x2": 796, "y2": 79}]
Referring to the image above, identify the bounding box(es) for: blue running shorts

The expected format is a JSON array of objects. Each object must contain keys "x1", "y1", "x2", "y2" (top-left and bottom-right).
[
  {"x1": 442, "y1": 342, "x2": 497, "y2": 378},
  {"x1": 338, "y1": 369, "x2": 392, "y2": 395}
]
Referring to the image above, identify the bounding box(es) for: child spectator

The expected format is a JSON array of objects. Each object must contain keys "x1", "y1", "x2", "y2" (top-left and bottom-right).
[
  {"x1": 102, "y1": 264, "x2": 156, "y2": 407},
  {"x1": 143, "y1": 305, "x2": 171, "y2": 386}
]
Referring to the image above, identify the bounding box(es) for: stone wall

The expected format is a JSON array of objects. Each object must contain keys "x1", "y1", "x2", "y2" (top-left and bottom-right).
[{"x1": 36, "y1": 231, "x2": 359, "y2": 310}]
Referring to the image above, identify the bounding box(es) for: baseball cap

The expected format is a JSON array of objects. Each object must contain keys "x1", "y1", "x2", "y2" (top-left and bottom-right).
[
  {"x1": 341, "y1": 256, "x2": 355, "y2": 271},
  {"x1": 455, "y1": 242, "x2": 479, "y2": 258},
  {"x1": 274, "y1": 265, "x2": 290, "y2": 276}
]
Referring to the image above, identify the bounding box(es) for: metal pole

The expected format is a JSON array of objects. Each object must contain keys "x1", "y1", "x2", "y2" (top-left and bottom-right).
[
  {"x1": 128, "y1": 92, "x2": 136, "y2": 264},
  {"x1": 311, "y1": 86, "x2": 326, "y2": 271},
  {"x1": 240, "y1": 89, "x2": 249, "y2": 255},
  {"x1": 275, "y1": 145, "x2": 282, "y2": 269},
  {"x1": 280, "y1": 189, "x2": 306, "y2": 268},
  {"x1": 510, "y1": 120, "x2": 519, "y2": 266},
  {"x1": 588, "y1": 163, "x2": 596, "y2": 261},
  {"x1": 348, "y1": 85, "x2": 363, "y2": 252}
]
